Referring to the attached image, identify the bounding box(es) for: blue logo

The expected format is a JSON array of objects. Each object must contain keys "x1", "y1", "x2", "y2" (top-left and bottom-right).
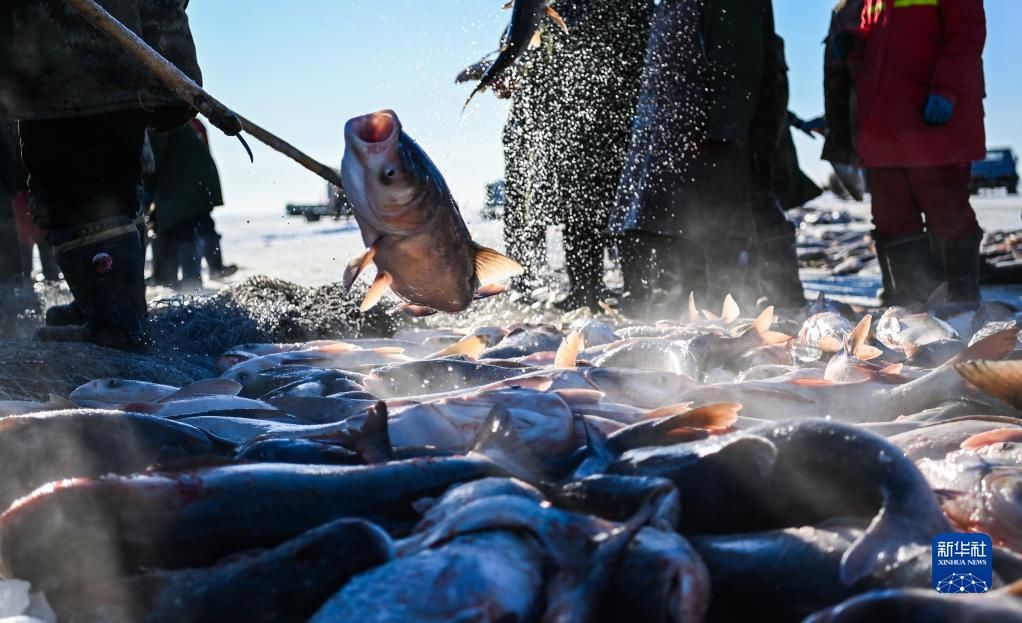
[{"x1": 932, "y1": 533, "x2": 992, "y2": 593}]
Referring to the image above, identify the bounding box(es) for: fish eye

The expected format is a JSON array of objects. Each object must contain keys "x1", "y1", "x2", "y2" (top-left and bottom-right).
[
  {"x1": 107, "y1": 379, "x2": 119, "y2": 388},
  {"x1": 385, "y1": 168, "x2": 396, "y2": 178}
]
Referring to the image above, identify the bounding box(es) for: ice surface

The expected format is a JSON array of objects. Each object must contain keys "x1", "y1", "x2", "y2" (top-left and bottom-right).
[{"x1": 0, "y1": 581, "x2": 30, "y2": 618}]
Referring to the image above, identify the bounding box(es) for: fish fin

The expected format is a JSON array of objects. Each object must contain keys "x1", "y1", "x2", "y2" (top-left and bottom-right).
[
  {"x1": 545, "y1": 6, "x2": 569, "y2": 33},
  {"x1": 999, "y1": 578, "x2": 1022, "y2": 597},
  {"x1": 573, "y1": 416, "x2": 615, "y2": 477},
  {"x1": 955, "y1": 360, "x2": 1022, "y2": 410},
  {"x1": 640, "y1": 401, "x2": 695, "y2": 421},
  {"x1": 751, "y1": 306, "x2": 774, "y2": 335},
  {"x1": 950, "y1": 327, "x2": 1021, "y2": 365},
  {"x1": 462, "y1": 84, "x2": 486, "y2": 113},
  {"x1": 474, "y1": 283, "x2": 508, "y2": 300},
  {"x1": 855, "y1": 345, "x2": 883, "y2": 361},
  {"x1": 343, "y1": 244, "x2": 377, "y2": 290},
  {"x1": 722, "y1": 295, "x2": 741, "y2": 325},
  {"x1": 554, "y1": 388, "x2": 606, "y2": 406},
  {"x1": 501, "y1": 0, "x2": 512, "y2": 8},
  {"x1": 688, "y1": 292, "x2": 699, "y2": 323},
  {"x1": 529, "y1": 31, "x2": 542, "y2": 49},
  {"x1": 157, "y1": 379, "x2": 245, "y2": 403},
  {"x1": 880, "y1": 363, "x2": 904, "y2": 376},
  {"x1": 846, "y1": 315, "x2": 872, "y2": 356},
  {"x1": 469, "y1": 404, "x2": 547, "y2": 483},
  {"x1": 315, "y1": 342, "x2": 360, "y2": 353},
  {"x1": 554, "y1": 330, "x2": 584, "y2": 369},
  {"x1": 702, "y1": 309, "x2": 720, "y2": 322},
  {"x1": 474, "y1": 245, "x2": 524, "y2": 286},
  {"x1": 961, "y1": 428, "x2": 1022, "y2": 450},
  {"x1": 819, "y1": 336, "x2": 844, "y2": 353},
  {"x1": 429, "y1": 335, "x2": 488, "y2": 360},
  {"x1": 403, "y1": 304, "x2": 439, "y2": 318},
  {"x1": 792, "y1": 378, "x2": 834, "y2": 387},
  {"x1": 667, "y1": 402, "x2": 741, "y2": 430},
  {"x1": 351, "y1": 401, "x2": 394, "y2": 464},
  {"x1": 360, "y1": 272, "x2": 393, "y2": 312},
  {"x1": 841, "y1": 508, "x2": 920, "y2": 586},
  {"x1": 760, "y1": 331, "x2": 793, "y2": 346}
]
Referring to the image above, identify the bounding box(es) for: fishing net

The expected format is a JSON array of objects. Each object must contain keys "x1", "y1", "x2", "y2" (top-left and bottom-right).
[
  {"x1": 0, "y1": 340, "x2": 211, "y2": 402},
  {"x1": 148, "y1": 276, "x2": 400, "y2": 357}
]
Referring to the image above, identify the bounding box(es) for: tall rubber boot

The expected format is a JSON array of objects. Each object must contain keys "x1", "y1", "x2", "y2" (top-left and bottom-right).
[
  {"x1": 555, "y1": 226, "x2": 604, "y2": 312},
  {"x1": 755, "y1": 227, "x2": 807, "y2": 310},
  {"x1": 940, "y1": 233, "x2": 983, "y2": 307},
  {"x1": 37, "y1": 216, "x2": 149, "y2": 351},
  {"x1": 704, "y1": 236, "x2": 753, "y2": 310},
  {"x1": 874, "y1": 233, "x2": 943, "y2": 307}
]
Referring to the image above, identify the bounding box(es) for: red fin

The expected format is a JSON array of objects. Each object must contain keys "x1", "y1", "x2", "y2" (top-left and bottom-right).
[
  {"x1": 651, "y1": 402, "x2": 740, "y2": 430},
  {"x1": 474, "y1": 283, "x2": 509, "y2": 300},
  {"x1": 474, "y1": 246, "x2": 523, "y2": 287},
  {"x1": 961, "y1": 428, "x2": 1022, "y2": 450},
  {"x1": 360, "y1": 272, "x2": 393, "y2": 311},
  {"x1": 429, "y1": 335, "x2": 487, "y2": 359},
  {"x1": 792, "y1": 378, "x2": 835, "y2": 387}
]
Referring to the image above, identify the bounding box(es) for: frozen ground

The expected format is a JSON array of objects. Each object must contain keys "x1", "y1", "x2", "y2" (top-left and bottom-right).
[{"x1": 195, "y1": 192, "x2": 1021, "y2": 299}]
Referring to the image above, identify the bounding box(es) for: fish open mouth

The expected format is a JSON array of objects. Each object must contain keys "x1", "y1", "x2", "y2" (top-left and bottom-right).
[{"x1": 351, "y1": 110, "x2": 400, "y2": 144}]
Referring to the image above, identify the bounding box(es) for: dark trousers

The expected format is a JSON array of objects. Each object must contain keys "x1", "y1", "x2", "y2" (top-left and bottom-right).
[
  {"x1": 152, "y1": 217, "x2": 202, "y2": 286},
  {"x1": 19, "y1": 111, "x2": 148, "y2": 231},
  {"x1": 869, "y1": 164, "x2": 981, "y2": 241},
  {"x1": 0, "y1": 196, "x2": 20, "y2": 283},
  {"x1": 195, "y1": 212, "x2": 225, "y2": 272}
]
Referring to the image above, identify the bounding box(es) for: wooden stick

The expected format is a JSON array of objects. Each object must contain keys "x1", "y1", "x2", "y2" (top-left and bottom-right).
[{"x1": 62, "y1": 0, "x2": 345, "y2": 188}]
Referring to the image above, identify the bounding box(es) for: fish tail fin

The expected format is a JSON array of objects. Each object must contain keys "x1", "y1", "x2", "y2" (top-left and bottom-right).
[
  {"x1": 722, "y1": 294, "x2": 741, "y2": 325},
  {"x1": 350, "y1": 401, "x2": 394, "y2": 464},
  {"x1": 955, "y1": 359, "x2": 1022, "y2": 410},
  {"x1": 840, "y1": 507, "x2": 935, "y2": 586},
  {"x1": 688, "y1": 292, "x2": 699, "y2": 323},
  {"x1": 573, "y1": 415, "x2": 615, "y2": 477},
  {"x1": 951, "y1": 327, "x2": 1022, "y2": 366},
  {"x1": 545, "y1": 6, "x2": 569, "y2": 33},
  {"x1": 469, "y1": 404, "x2": 547, "y2": 483}
]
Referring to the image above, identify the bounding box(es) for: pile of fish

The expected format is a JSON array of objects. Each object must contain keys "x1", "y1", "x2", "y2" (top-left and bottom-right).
[{"x1": 0, "y1": 295, "x2": 1022, "y2": 622}]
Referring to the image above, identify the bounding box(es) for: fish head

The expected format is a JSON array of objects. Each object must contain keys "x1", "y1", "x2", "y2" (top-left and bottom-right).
[
  {"x1": 342, "y1": 110, "x2": 443, "y2": 239},
  {"x1": 69, "y1": 379, "x2": 176, "y2": 407}
]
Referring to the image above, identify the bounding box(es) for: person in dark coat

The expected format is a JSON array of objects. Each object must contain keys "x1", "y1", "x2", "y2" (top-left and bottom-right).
[
  {"x1": 613, "y1": 0, "x2": 776, "y2": 314},
  {"x1": 506, "y1": 0, "x2": 654, "y2": 311},
  {"x1": 0, "y1": 124, "x2": 25, "y2": 287},
  {"x1": 748, "y1": 34, "x2": 817, "y2": 310},
  {"x1": 146, "y1": 120, "x2": 224, "y2": 291},
  {"x1": 822, "y1": 0, "x2": 866, "y2": 202},
  {"x1": 0, "y1": 0, "x2": 202, "y2": 350}
]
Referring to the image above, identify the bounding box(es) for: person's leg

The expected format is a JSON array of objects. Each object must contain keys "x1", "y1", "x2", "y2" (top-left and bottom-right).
[
  {"x1": 556, "y1": 216, "x2": 605, "y2": 311},
  {"x1": 176, "y1": 220, "x2": 203, "y2": 291},
  {"x1": 869, "y1": 167, "x2": 942, "y2": 306},
  {"x1": 909, "y1": 163, "x2": 983, "y2": 305},
  {"x1": 21, "y1": 111, "x2": 150, "y2": 350},
  {"x1": 750, "y1": 189, "x2": 806, "y2": 310},
  {"x1": 504, "y1": 202, "x2": 547, "y2": 294},
  {"x1": 196, "y1": 212, "x2": 234, "y2": 276}
]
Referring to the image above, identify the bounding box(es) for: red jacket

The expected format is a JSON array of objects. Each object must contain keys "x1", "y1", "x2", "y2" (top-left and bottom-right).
[{"x1": 853, "y1": 0, "x2": 986, "y2": 167}]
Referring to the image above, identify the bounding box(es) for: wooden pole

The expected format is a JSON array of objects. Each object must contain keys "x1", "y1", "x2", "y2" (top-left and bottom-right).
[{"x1": 62, "y1": 0, "x2": 345, "y2": 189}]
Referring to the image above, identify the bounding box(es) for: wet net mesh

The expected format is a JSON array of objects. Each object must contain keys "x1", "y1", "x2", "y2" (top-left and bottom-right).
[{"x1": 0, "y1": 277, "x2": 400, "y2": 401}]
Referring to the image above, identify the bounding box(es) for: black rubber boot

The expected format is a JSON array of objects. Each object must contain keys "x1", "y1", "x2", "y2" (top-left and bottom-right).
[
  {"x1": 37, "y1": 217, "x2": 150, "y2": 351},
  {"x1": 939, "y1": 233, "x2": 983, "y2": 306},
  {"x1": 755, "y1": 228, "x2": 807, "y2": 310},
  {"x1": 704, "y1": 236, "x2": 753, "y2": 310},
  {"x1": 45, "y1": 302, "x2": 85, "y2": 327},
  {"x1": 555, "y1": 224, "x2": 605, "y2": 312},
  {"x1": 875, "y1": 233, "x2": 944, "y2": 307}
]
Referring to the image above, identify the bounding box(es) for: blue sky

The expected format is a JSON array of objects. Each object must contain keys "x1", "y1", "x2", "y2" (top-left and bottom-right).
[{"x1": 187, "y1": 1, "x2": 1022, "y2": 215}]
